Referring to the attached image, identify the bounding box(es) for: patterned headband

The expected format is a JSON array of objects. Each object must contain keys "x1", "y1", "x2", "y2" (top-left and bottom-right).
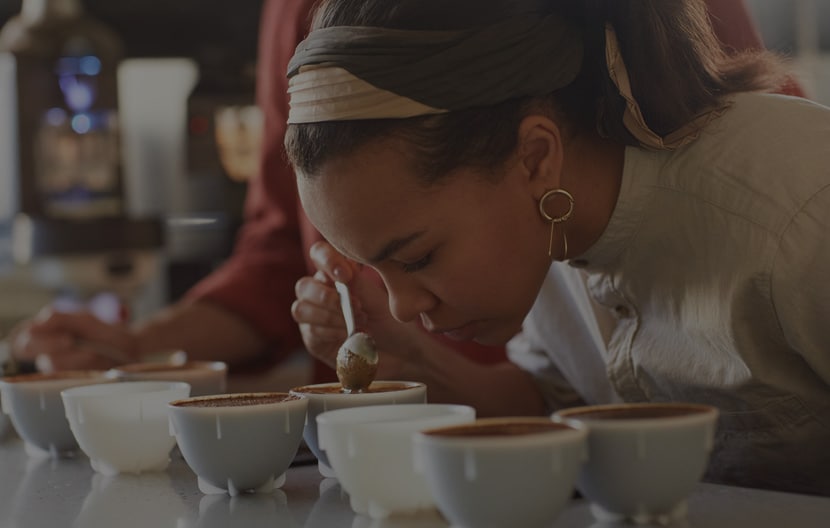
[
  {"x1": 287, "y1": 16, "x2": 727, "y2": 150},
  {"x1": 286, "y1": 14, "x2": 583, "y2": 123}
]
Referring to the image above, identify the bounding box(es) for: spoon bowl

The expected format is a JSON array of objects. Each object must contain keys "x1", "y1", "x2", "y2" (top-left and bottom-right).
[{"x1": 334, "y1": 281, "x2": 379, "y2": 392}]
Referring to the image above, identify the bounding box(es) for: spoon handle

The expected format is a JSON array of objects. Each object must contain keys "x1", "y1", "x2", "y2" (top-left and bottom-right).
[{"x1": 335, "y1": 281, "x2": 356, "y2": 336}]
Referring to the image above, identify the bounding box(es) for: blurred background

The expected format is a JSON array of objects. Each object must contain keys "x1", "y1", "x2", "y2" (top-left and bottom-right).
[
  {"x1": 0, "y1": 0, "x2": 265, "y2": 336},
  {"x1": 747, "y1": 0, "x2": 830, "y2": 104},
  {"x1": 0, "y1": 0, "x2": 827, "y2": 339}
]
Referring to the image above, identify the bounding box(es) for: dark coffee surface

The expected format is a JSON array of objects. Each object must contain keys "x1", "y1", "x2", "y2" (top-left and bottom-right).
[
  {"x1": 172, "y1": 393, "x2": 299, "y2": 408},
  {"x1": 564, "y1": 405, "x2": 708, "y2": 420},
  {"x1": 117, "y1": 362, "x2": 208, "y2": 373},
  {"x1": 292, "y1": 382, "x2": 415, "y2": 394},
  {"x1": 427, "y1": 421, "x2": 569, "y2": 437}
]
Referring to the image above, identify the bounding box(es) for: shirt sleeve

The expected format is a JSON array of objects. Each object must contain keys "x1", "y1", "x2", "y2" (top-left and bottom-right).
[
  {"x1": 507, "y1": 331, "x2": 589, "y2": 412},
  {"x1": 184, "y1": 0, "x2": 320, "y2": 358},
  {"x1": 771, "y1": 184, "x2": 830, "y2": 386},
  {"x1": 507, "y1": 263, "x2": 620, "y2": 411}
]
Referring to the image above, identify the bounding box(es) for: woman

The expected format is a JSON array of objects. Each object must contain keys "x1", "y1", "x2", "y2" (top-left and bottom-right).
[{"x1": 287, "y1": 0, "x2": 830, "y2": 495}]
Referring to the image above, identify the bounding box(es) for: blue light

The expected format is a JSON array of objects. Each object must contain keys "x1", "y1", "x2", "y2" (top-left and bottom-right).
[
  {"x1": 59, "y1": 75, "x2": 96, "y2": 112},
  {"x1": 45, "y1": 108, "x2": 67, "y2": 127},
  {"x1": 79, "y1": 56, "x2": 102, "y2": 76},
  {"x1": 71, "y1": 114, "x2": 92, "y2": 134},
  {"x1": 55, "y1": 57, "x2": 77, "y2": 75}
]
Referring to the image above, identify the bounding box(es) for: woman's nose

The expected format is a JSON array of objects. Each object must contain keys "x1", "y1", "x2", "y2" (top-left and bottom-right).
[{"x1": 384, "y1": 276, "x2": 437, "y2": 324}]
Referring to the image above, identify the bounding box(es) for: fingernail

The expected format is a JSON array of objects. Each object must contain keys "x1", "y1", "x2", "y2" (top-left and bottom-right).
[
  {"x1": 34, "y1": 307, "x2": 53, "y2": 322},
  {"x1": 35, "y1": 354, "x2": 55, "y2": 374}
]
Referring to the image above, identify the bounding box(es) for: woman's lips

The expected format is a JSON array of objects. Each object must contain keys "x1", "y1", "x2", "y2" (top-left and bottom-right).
[{"x1": 428, "y1": 320, "x2": 480, "y2": 341}]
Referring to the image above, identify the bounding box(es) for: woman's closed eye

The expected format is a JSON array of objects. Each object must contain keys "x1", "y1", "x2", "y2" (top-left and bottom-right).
[{"x1": 401, "y1": 253, "x2": 433, "y2": 273}]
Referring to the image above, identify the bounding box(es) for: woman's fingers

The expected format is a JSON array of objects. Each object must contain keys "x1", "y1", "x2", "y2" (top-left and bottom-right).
[
  {"x1": 296, "y1": 323, "x2": 346, "y2": 367},
  {"x1": 295, "y1": 274, "x2": 341, "y2": 310},
  {"x1": 308, "y1": 240, "x2": 359, "y2": 282},
  {"x1": 293, "y1": 272, "x2": 350, "y2": 367},
  {"x1": 290, "y1": 296, "x2": 346, "y2": 330}
]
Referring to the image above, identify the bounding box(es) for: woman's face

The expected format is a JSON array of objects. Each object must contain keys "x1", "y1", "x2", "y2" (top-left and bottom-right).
[{"x1": 297, "y1": 138, "x2": 553, "y2": 345}]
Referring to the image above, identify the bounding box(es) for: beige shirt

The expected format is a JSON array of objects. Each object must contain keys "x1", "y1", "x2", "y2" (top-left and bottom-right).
[{"x1": 508, "y1": 93, "x2": 830, "y2": 495}]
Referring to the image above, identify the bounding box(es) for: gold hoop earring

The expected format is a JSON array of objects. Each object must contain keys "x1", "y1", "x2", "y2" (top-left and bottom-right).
[{"x1": 538, "y1": 189, "x2": 574, "y2": 259}]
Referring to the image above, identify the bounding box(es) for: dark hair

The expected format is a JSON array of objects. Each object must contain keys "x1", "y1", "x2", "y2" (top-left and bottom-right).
[{"x1": 285, "y1": 0, "x2": 786, "y2": 182}]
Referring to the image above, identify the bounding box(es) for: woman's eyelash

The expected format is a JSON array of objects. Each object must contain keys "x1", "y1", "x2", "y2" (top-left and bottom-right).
[{"x1": 402, "y1": 253, "x2": 432, "y2": 273}]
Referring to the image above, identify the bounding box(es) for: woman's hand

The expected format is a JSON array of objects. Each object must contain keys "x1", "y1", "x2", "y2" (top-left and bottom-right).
[
  {"x1": 9, "y1": 308, "x2": 137, "y2": 372},
  {"x1": 291, "y1": 241, "x2": 546, "y2": 416},
  {"x1": 291, "y1": 241, "x2": 422, "y2": 376}
]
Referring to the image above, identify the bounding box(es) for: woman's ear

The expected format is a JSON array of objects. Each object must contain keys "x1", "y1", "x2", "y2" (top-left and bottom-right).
[{"x1": 516, "y1": 115, "x2": 564, "y2": 194}]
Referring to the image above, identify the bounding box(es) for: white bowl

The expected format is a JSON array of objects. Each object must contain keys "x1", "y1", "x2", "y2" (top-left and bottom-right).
[
  {"x1": 317, "y1": 403, "x2": 475, "y2": 518},
  {"x1": 62, "y1": 380, "x2": 191, "y2": 475},
  {"x1": 553, "y1": 402, "x2": 719, "y2": 524},
  {"x1": 108, "y1": 360, "x2": 227, "y2": 397},
  {"x1": 289, "y1": 381, "x2": 426, "y2": 477},
  {"x1": 169, "y1": 392, "x2": 308, "y2": 496},
  {"x1": 413, "y1": 417, "x2": 587, "y2": 528},
  {"x1": 0, "y1": 371, "x2": 110, "y2": 457}
]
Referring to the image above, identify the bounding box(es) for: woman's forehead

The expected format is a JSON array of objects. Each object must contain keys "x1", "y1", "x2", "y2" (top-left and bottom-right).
[
  {"x1": 297, "y1": 149, "x2": 504, "y2": 263},
  {"x1": 296, "y1": 152, "x2": 429, "y2": 257}
]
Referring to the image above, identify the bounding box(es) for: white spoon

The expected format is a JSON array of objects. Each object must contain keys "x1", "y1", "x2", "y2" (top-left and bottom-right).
[{"x1": 334, "y1": 281, "x2": 378, "y2": 392}]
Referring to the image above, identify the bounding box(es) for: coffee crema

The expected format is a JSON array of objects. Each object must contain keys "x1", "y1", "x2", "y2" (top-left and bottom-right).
[
  {"x1": 291, "y1": 382, "x2": 416, "y2": 394},
  {"x1": 116, "y1": 362, "x2": 219, "y2": 373},
  {"x1": 562, "y1": 404, "x2": 710, "y2": 420},
  {"x1": 426, "y1": 421, "x2": 569, "y2": 438},
  {"x1": 172, "y1": 393, "x2": 299, "y2": 408}
]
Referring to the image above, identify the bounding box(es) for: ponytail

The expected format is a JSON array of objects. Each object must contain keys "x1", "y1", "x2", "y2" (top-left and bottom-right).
[{"x1": 556, "y1": 0, "x2": 787, "y2": 144}]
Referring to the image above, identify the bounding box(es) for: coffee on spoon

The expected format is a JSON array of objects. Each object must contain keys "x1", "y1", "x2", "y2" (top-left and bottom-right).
[
  {"x1": 337, "y1": 332, "x2": 378, "y2": 392},
  {"x1": 334, "y1": 281, "x2": 379, "y2": 392}
]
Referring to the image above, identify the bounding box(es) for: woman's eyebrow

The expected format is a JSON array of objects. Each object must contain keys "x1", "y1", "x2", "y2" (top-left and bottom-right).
[{"x1": 369, "y1": 231, "x2": 425, "y2": 264}]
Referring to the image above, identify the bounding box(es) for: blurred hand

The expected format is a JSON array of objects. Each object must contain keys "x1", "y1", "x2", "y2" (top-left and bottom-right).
[
  {"x1": 291, "y1": 241, "x2": 423, "y2": 377},
  {"x1": 9, "y1": 308, "x2": 138, "y2": 372}
]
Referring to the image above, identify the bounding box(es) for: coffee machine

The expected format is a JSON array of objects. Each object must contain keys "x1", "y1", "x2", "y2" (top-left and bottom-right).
[{"x1": 0, "y1": 0, "x2": 163, "y2": 323}]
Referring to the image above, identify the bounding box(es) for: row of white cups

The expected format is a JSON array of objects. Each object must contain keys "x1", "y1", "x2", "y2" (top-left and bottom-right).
[{"x1": 0, "y1": 365, "x2": 719, "y2": 527}]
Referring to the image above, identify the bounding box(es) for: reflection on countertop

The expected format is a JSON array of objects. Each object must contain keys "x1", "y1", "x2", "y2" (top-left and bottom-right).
[
  {"x1": 188, "y1": 491, "x2": 300, "y2": 528},
  {"x1": 75, "y1": 472, "x2": 187, "y2": 528},
  {"x1": 0, "y1": 436, "x2": 828, "y2": 528}
]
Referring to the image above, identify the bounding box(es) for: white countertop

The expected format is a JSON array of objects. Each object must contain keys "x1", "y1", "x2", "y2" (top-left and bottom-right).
[{"x1": 0, "y1": 436, "x2": 828, "y2": 528}]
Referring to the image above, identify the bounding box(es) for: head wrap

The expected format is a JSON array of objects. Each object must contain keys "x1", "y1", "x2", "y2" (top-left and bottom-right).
[
  {"x1": 286, "y1": 15, "x2": 583, "y2": 123},
  {"x1": 286, "y1": 15, "x2": 727, "y2": 150}
]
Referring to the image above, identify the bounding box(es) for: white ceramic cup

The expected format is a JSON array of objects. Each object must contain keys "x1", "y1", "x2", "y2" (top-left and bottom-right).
[
  {"x1": 62, "y1": 380, "x2": 191, "y2": 475},
  {"x1": 168, "y1": 392, "x2": 308, "y2": 496},
  {"x1": 317, "y1": 403, "x2": 476, "y2": 519},
  {"x1": 553, "y1": 402, "x2": 719, "y2": 524},
  {"x1": 413, "y1": 417, "x2": 588, "y2": 528},
  {"x1": 109, "y1": 360, "x2": 227, "y2": 397},
  {"x1": 289, "y1": 381, "x2": 426, "y2": 477},
  {"x1": 0, "y1": 371, "x2": 110, "y2": 457}
]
